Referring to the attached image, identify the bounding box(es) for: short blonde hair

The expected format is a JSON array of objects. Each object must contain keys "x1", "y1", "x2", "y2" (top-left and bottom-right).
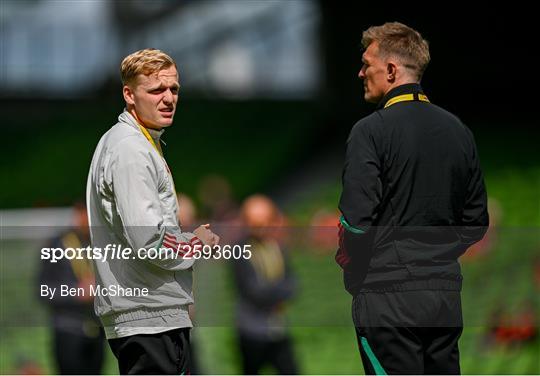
[
  {"x1": 362, "y1": 22, "x2": 430, "y2": 81},
  {"x1": 120, "y1": 48, "x2": 177, "y2": 85}
]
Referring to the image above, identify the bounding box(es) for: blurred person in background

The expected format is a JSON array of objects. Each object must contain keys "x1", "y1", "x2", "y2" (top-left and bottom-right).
[
  {"x1": 232, "y1": 194, "x2": 299, "y2": 374},
  {"x1": 38, "y1": 202, "x2": 104, "y2": 374},
  {"x1": 197, "y1": 174, "x2": 239, "y2": 222},
  {"x1": 483, "y1": 256, "x2": 539, "y2": 349},
  {"x1": 336, "y1": 22, "x2": 488, "y2": 374},
  {"x1": 309, "y1": 208, "x2": 341, "y2": 254},
  {"x1": 177, "y1": 192, "x2": 197, "y2": 229},
  {"x1": 484, "y1": 303, "x2": 538, "y2": 348},
  {"x1": 87, "y1": 48, "x2": 219, "y2": 374},
  {"x1": 197, "y1": 174, "x2": 243, "y2": 246}
]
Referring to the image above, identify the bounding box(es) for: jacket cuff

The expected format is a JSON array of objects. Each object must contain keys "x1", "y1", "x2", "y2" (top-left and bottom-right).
[
  {"x1": 162, "y1": 232, "x2": 203, "y2": 256},
  {"x1": 339, "y1": 215, "x2": 367, "y2": 234}
]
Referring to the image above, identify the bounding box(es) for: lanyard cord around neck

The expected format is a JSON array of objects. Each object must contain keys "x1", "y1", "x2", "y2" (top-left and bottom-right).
[
  {"x1": 137, "y1": 123, "x2": 176, "y2": 196},
  {"x1": 384, "y1": 93, "x2": 430, "y2": 109},
  {"x1": 137, "y1": 124, "x2": 164, "y2": 157}
]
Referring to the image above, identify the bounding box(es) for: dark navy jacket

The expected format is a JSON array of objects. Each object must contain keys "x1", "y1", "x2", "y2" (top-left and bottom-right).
[{"x1": 337, "y1": 83, "x2": 489, "y2": 295}]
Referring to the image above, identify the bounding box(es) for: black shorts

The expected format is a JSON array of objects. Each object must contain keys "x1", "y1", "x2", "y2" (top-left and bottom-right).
[
  {"x1": 353, "y1": 289, "x2": 463, "y2": 375},
  {"x1": 108, "y1": 328, "x2": 191, "y2": 375}
]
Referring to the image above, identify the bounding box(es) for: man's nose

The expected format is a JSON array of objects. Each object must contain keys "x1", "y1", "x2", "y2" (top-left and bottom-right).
[
  {"x1": 163, "y1": 89, "x2": 174, "y2": 104},
  {"x1": 358, "y1": 68, "x2": 366, "y2": 80}
]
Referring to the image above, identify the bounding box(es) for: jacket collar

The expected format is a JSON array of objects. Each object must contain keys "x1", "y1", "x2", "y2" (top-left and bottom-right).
[
  {"x1": 376, "y1": 83, "x2": 425, "y2": 110},
  {"x1": 118, "y1": 109, "x2": 165, "y2": 143}
]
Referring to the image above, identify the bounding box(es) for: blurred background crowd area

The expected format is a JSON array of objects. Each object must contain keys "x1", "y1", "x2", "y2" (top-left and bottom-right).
[{"x1": 1, "y1": 0, "x2": 539, "y2": 374}]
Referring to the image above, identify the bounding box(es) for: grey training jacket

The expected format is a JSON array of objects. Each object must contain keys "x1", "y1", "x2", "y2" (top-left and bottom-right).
[{"x1": 86, "y1": 110, "x2": 201, "y2": 339}]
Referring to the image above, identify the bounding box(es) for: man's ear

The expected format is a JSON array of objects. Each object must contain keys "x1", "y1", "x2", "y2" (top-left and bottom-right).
[
  {"x1": 123, "y1": 85, "x2": 135, "y2": 106},
  {"x1": 387, "y1": 62, "x2": 397, "y2": 82}
]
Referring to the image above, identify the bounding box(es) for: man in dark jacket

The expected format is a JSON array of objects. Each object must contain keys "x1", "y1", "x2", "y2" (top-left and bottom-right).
[
  {"x1": 38, "y1": 202, "x2": 105, "y2": 374},
  {"x1": 233, "y1": 195, "x2": 298, "y2": 375},
  {"x1": 337, "y1": 22, "x2": 489, "y2": 374}
]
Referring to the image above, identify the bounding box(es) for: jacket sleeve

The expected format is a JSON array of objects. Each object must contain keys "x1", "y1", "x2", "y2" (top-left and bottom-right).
[
  {"x1": 110, "y1": 137, "x2": 199, "y2": 271},
  {"x1": 337, "y1": 120, "x2": 382, "y2": 269},
  {"x1": 459, "y1": 129, "x2": 489, "y2": 246}
]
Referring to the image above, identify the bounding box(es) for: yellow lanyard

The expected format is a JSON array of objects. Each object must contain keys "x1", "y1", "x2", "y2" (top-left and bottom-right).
[
  {"x1": 137, "y1": 124, "x2": 164, "y2": 157},
  {"x1": 384, "y1": 93, "x2": 430, "y2": 108},
  {"x1": 63, "y1": 232, "x2": 93, "y2": 281},
  {"x1": 137, "y1": 123, "x2": 177, "y2": 195}
]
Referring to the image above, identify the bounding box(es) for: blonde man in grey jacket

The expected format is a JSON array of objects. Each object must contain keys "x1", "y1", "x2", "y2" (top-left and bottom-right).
[{"x1": 87, "y1": 48, "x2": 219, "y2": 374}]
